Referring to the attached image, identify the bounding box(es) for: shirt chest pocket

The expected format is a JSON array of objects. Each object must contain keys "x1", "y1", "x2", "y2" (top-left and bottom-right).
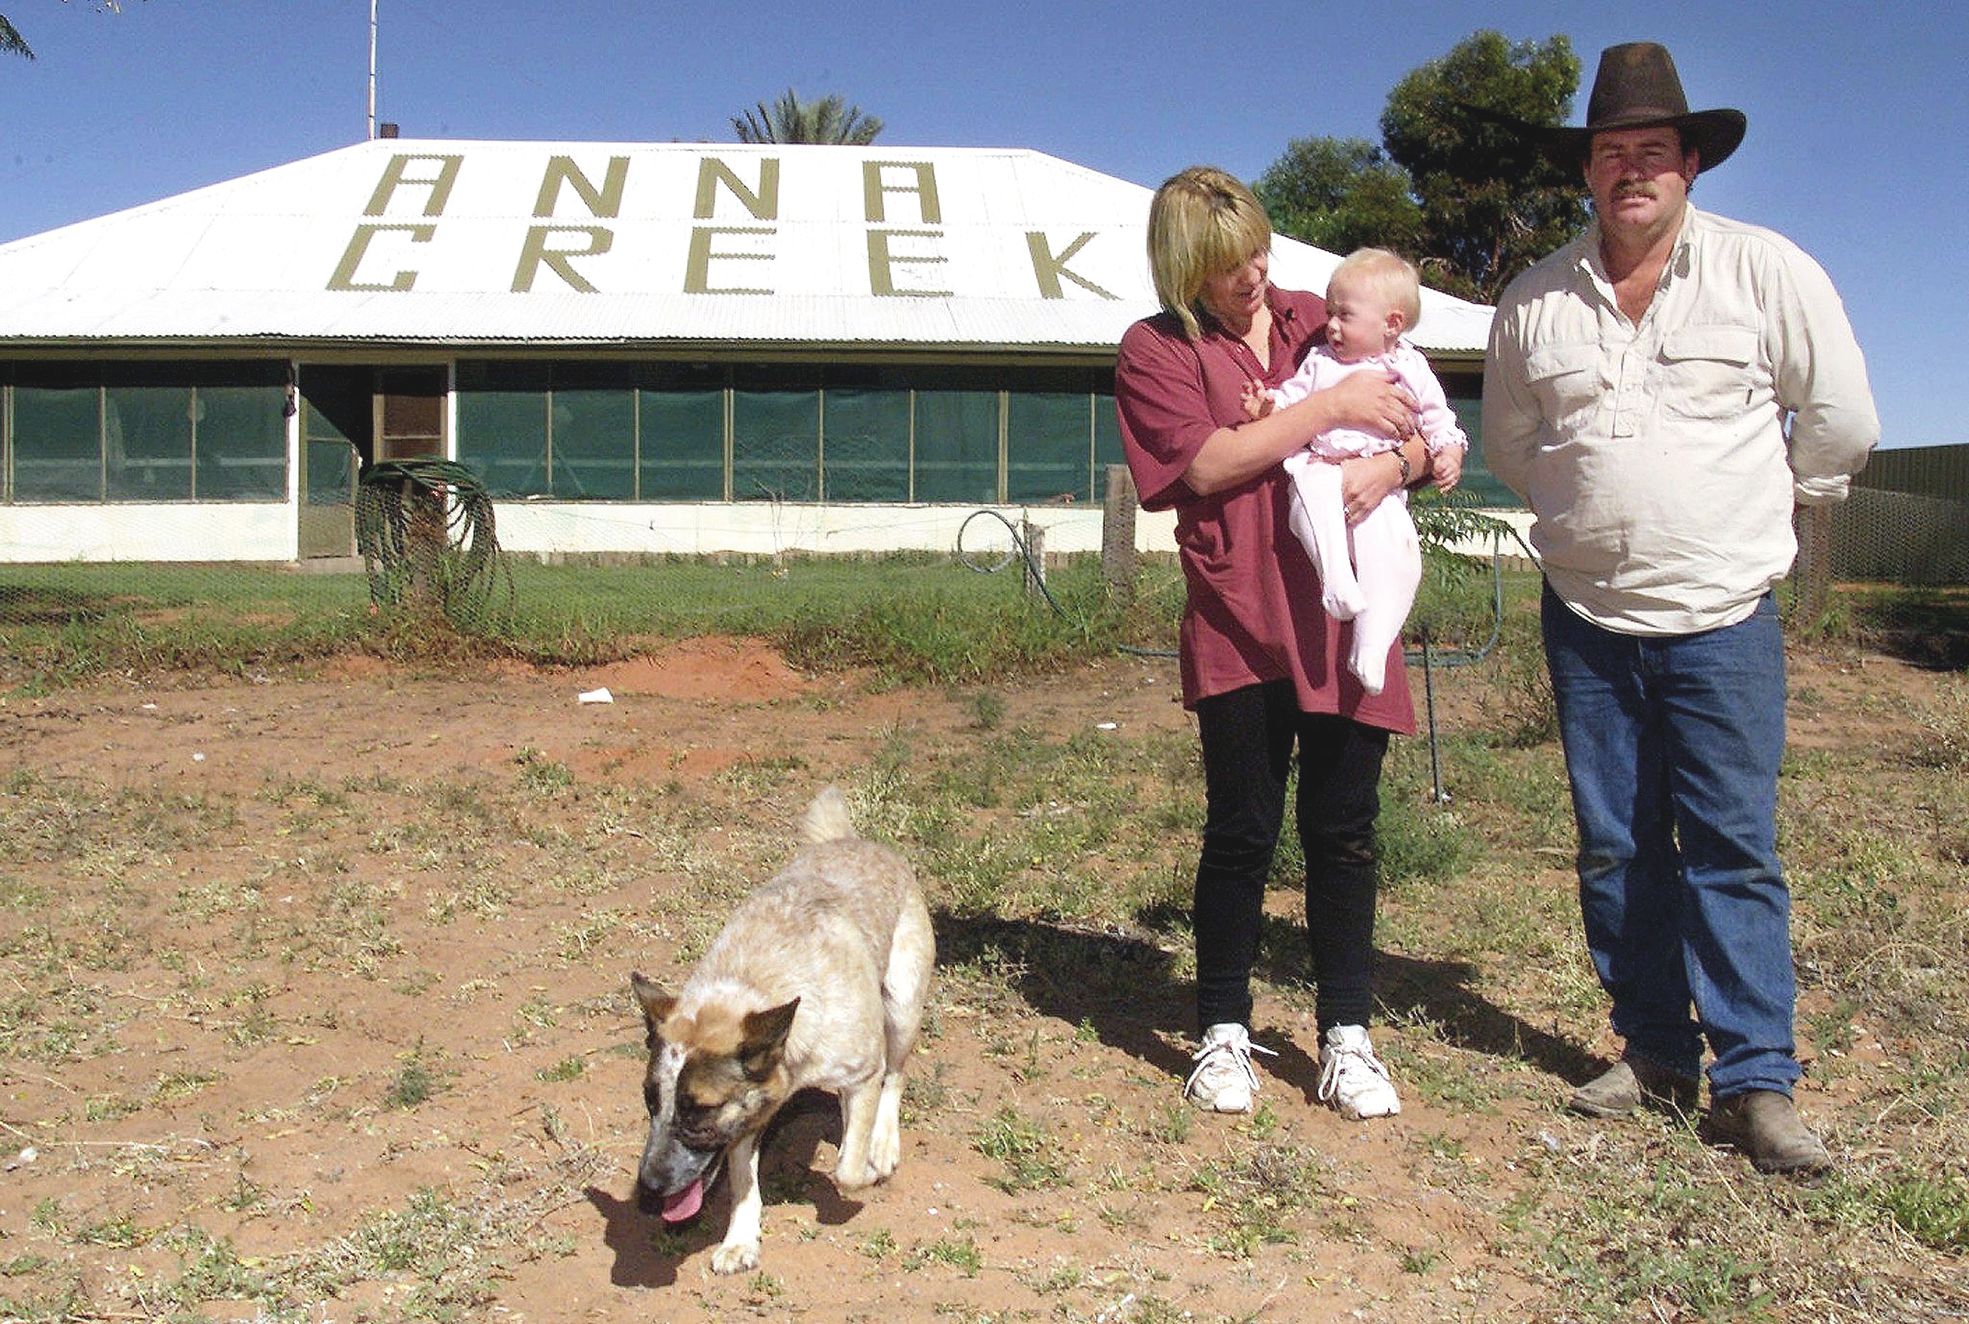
[
  {"x1": 1656, "y1": 325, "x2": 1761, "y2": 420},
  {"x1": 1524, "y1": 343, "x2": 1604, "y2": 431}
]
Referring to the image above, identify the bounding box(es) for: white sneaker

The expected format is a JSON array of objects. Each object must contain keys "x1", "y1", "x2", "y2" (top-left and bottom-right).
[
  {"x1": 1185, "y1": 1023, "x2": 1277, "y2": 1114},
  {"x1": 1317, "y1": 1024, "x2": 1401, "y2": 1119}
]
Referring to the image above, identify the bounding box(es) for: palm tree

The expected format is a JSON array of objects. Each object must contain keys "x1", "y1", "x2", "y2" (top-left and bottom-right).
[
  {"x1": 1, "y1": 16, "x2": 35, "y2": 60},
  {"x1": 732, "y1": 89, "x2": 882, "y2": 145},
  {"x1": 5, "y1": 3, "x2": 136, "y2": 61}
]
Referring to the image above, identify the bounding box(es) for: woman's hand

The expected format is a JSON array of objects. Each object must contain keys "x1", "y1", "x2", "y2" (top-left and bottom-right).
[
  {"x1": 1180, "y1": 366, "x2": 1417, "y2": 497},
  {"x1": 1339, "y1": 446, "x2": 1413, "y2": 525},
  {"x1": 1322, "y1": 368, "x2": 1418, "y2": 439}
]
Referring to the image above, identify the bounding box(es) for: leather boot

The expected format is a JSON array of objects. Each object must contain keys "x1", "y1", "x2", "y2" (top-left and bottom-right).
[
  {"x1": 1569, "y1": 1056, "x2": 1700, "y2": 1118},
  {"x1": 1702, "y1": 1090, "x2": 1831, "y2": 1174}
]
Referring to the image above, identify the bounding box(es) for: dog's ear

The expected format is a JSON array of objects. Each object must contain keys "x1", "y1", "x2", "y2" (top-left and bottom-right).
[
  {"x1": 629, "y1": 972, "x2": 676, "y2": 1026},
  {"x1": 737, "y1": 997, "x2": 801, "y2": 1081}
]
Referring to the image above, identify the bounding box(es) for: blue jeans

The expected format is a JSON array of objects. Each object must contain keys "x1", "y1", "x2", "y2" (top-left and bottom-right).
[{"x1": 1541, "y1": 584, "x2": 1800, "y2": 1099}]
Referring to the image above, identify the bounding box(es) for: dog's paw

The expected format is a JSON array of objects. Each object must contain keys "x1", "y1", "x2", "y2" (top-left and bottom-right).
[
  {"x1": 867, "y1": 1123, "x2": 901, "y2": 1180},
  {"x1": 833, "y1": 1157, "x2": 879, "y2": 1192},
  {"x1": 710, "y1": 1240, "x2": 760, "y2": 1275}
]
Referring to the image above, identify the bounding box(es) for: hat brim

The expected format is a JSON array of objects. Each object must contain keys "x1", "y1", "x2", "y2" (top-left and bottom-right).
[
  {"x1": 1458, "y1": 103, "x2": 1746, "y2": 174},
  {"x1": 1536, "y1": 108, "x2": 1747, "y2": 174}
]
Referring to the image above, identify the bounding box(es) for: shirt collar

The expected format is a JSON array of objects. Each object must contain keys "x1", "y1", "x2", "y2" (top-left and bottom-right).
[
  {"x1": 1575, "y1": 203, "x2": 1703, "y2": 286},
  {"x1": 1667, "y1": 203, "x2": 1704, "y2": 277}
]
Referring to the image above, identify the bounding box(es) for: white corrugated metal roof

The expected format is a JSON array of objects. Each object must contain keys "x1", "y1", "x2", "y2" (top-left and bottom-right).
[{"x1": 0, "y1": 139, "x2": 1492, "y2": 353}]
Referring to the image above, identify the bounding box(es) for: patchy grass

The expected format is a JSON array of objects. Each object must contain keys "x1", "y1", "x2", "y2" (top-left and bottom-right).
[
  {"x1": 973, "y1": 1107, "x2": 1070, "y2": 1193},
  {"x1": 0, "y1": 553, "x2": 1190, "y2": 693},
  {"x1": 0, "y1": 578, "x2": 1961, "y2": 1321}
]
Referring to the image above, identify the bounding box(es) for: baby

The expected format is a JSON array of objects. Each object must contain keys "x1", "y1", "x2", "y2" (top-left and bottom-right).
[{"x1": 1244, "y1": 248, "x2": 1468, "y2": 694}]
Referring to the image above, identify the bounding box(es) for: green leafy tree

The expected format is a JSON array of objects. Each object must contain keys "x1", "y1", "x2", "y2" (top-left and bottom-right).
[
  {"x1": 1255, "y1": 137, "x2": 1421, "y2": 259},
  {"x1": 732, "y1": 88, "x2": 883, "y2": 145},
  {"x1": 1258, "y1": 31, "x2": 1587, "y2": 303}
]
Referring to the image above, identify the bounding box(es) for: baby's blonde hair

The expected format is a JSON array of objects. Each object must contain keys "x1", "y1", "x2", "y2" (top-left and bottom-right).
[
  {"x1": 1146, "y1": 166, "x2": 1273, "y2": 341},
  {"x1": 1329, "y1": 247, "x2": 1423, "y2": 332}
]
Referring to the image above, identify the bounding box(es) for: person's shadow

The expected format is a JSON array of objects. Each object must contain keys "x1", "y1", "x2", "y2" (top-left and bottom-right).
[
  {"x1": 933, "y1": 902, "x2": 1599, "y2": 1103},
  {"x1": 1838, "y1": 589, "x2": 1969, "y2": 670},
  {"x1": 1252, "y1": 911, "x2": 1601, "y2": 1085},
  {"x1": 586, "y1": 1090, "x2": 863, "y2": 1287}
]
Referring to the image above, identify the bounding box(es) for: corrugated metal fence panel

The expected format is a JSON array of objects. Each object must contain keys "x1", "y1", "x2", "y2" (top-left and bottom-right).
[{"x1": 1855, "y1": 444, "x2": 1969, "y2": 503}]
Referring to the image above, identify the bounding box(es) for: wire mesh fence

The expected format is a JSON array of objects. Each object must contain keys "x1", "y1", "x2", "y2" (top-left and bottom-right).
[
  {"x1": 1827, "y1": 489, "x2": 1969, "y2": 586},
  {"x1": 3, "y1": 439, "x2": 1962, "y2": 674}
]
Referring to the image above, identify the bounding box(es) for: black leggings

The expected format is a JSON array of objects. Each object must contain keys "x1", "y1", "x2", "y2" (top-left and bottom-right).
[{"x1": 1193, "y1": 681, "x2": 1388, "y2": 1036}]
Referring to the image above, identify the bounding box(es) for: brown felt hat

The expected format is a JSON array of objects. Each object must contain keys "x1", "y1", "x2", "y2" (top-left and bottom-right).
[{"x1": 1546, "y1": 42, "x2": 1747, "y2": 172}]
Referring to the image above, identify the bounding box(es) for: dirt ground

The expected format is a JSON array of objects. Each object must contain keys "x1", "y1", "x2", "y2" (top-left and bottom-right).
[{"x1": 0, "y1": 636, "x2": 1961, "y2": 1322}]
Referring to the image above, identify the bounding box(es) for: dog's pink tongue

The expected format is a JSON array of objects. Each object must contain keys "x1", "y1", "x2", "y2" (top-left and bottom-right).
[{"x1": 660, "y1": 1178, "x2": 704, "y2": 1223}]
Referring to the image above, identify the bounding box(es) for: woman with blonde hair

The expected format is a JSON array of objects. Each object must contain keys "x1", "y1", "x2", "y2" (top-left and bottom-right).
[{"x1": 1116, "y1": 166, "x2": 1441, "y2": 1119}]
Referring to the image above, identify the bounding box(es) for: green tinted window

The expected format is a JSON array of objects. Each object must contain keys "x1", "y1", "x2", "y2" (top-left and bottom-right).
[
  {"x1": 13, "y1": 384, "x2": 100, "y2": 501},
  {"x1": 1453, "y1": 395, "x2": 1519, "y2": 508},
  {"x1": 638, "y1": 389, "x2": 724, "y2": 499},
  {"x1": 1094, "y1": 391, "x2": 1124, "y2": 475},
  {"x1": 195, "y1": 384, "x2": 287, "y2": 500},
  {"x1": 1450, "y1": 395, "x2": 1480, "y2": 451},
  {"x1": 106, "y1": 385, "x2": 192, "y2": 501},
  {"x1": 551, "y1": 387, "x2": 635, "y2": 499},
  {"x1": 914, "y1": 389, "x2": 998, "y2": 503},
  {"x1": 732, "y1": 387, "x2": 819, "y2": 502},
  {"x1": 8, "y1": 362, "x2": 1136, "y2": 509},
  {"x1": 1007, "y1": 393, "x2": 1088, "y2": 502},
  {"x1": 822, "y1": 389, "x2": 910, "y2": 502},
  {"x1": 458, "y1": 381, "x2": 548, "y2": 497}
]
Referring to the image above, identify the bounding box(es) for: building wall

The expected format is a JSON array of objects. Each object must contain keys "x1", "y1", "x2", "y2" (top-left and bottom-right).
[
  {"x1": 497, "y1": 500, "x2": 1178, "y2": 559},
  {"x1": 0, "y1": 503, "x2": 296, "y2": 563},
  {"x1": 0, "y1": 352, "x2": 1504, "y2": 562}
]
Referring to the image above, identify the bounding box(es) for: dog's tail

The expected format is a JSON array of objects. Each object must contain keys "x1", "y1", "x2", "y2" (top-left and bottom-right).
[{"x1": 800, "y1": 786, "x2": 859, "y2": 845}]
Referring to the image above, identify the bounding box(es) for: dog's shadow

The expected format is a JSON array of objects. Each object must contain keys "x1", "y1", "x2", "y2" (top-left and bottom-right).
[
  {"x1": 585, "y1": 1091, "x2": 861, "y2": 1287},
  {"x1": 934, "y1": 906, "x2": 1600, "y2": 1100}
]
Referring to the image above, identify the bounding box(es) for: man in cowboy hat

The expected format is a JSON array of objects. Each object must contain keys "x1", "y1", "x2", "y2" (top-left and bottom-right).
[{"x1": 1483, "y1": 42, "x2": 1877, "y2": 1174}]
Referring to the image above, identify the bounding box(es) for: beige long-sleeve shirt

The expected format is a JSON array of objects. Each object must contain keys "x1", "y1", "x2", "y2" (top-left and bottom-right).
[{"x1": 1483, "y1": 205, "x2": 1879, "y2": 635}]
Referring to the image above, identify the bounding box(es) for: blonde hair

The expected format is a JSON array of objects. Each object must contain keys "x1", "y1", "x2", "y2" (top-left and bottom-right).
[
  {"x1": 1329, "y1": 247, "x2": 1422, "y2": 332},
  {"x1": 1146, "y1": 166, "x2": 1272, "y2": 341}
]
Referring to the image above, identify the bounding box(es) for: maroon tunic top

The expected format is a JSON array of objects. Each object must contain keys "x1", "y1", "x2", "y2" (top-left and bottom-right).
[{"x1": 1115, "y1": 288, "x2": 1416, "y2": 734}]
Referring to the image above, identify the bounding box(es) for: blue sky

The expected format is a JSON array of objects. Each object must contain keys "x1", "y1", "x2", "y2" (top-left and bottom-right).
[{"x1": 1, "y1": 0, "x2": 1961, "y2": 450}]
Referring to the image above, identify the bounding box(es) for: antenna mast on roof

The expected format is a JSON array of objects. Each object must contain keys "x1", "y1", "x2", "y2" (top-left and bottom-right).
[{"x1": 366, "y1": 0, "x2": 378, "y2": 140}]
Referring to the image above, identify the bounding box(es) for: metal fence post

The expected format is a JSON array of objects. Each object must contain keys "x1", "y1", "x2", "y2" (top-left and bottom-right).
[{"x1": 1792, "y1": 504, "x2": 1834, "y2": 630}]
